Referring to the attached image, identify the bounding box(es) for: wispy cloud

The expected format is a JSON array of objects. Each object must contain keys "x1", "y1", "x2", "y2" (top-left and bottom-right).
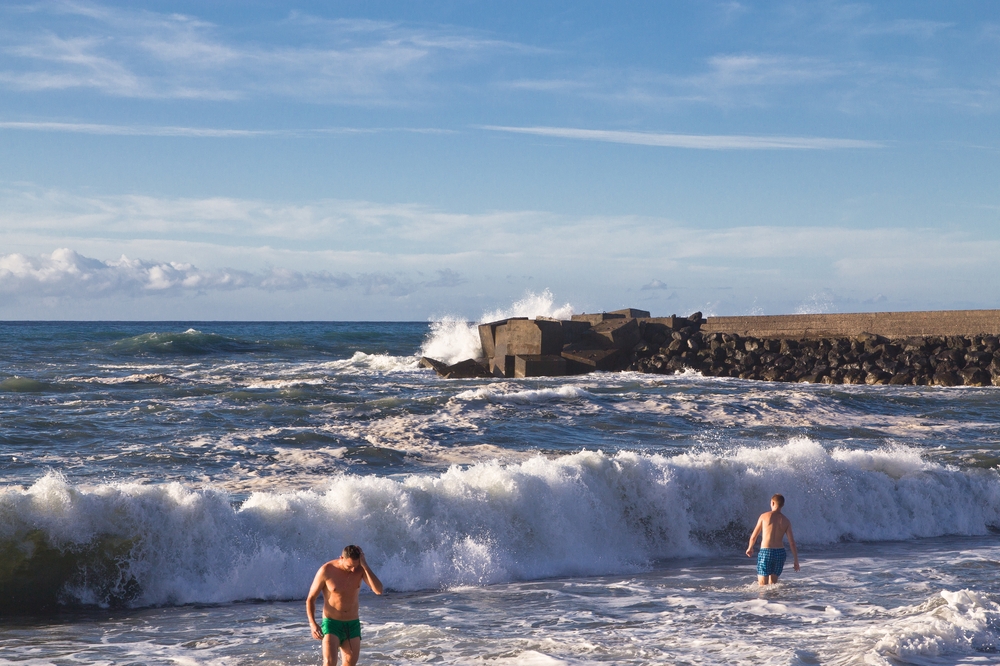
[
  {"x1": 0, "y1": 121, "x2": 453, "y2": 137},
  {"x1": 481, "y1": 125, "x2": 882, "y2": 150},
  {"x1": 0, "y1": 3, "x2": 535, "y2": 103},
  {"x1": 859, "y1": 19, "x2": 955, "y2": 39}
]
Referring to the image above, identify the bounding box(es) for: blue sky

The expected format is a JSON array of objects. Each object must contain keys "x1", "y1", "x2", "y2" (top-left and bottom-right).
[{"x1": 1, "y1": 1, "x2": 998, "y2": 320}]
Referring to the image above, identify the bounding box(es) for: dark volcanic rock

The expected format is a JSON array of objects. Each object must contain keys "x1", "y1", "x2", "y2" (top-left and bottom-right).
[
  {"x1": 421, "y1": 357, "x2": 491, "y2": 379},
  {"x1": 932, "y1": 370, "x2": 961, "y2": 387},
  {"x1": 959, "y1": 366, "x2": 991, "y2": 387}
]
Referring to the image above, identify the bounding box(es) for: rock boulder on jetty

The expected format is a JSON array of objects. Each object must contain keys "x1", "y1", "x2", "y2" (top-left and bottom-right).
[{"x1": 420, "y1": 309, "x2": 1000, "y2": 386}]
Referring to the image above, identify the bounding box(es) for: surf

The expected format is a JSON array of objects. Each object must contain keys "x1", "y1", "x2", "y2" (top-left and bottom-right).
[{"x1": 3, "y1": 440, "x2": 998, "y2": 614}]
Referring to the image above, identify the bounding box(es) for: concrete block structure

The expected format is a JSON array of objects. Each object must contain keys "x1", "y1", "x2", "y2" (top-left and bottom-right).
[
  {"x1": 491, "y1": 354, "x2": 515, "y2": 378},
  {"x1": 514, "y1": 354, "x2": 567, "y2": 378},
  {"x1": 590, "y1": 317, "x2": 641, "y2": 350},
  {"x1": 503, "y1": 318, "x2": 565, "y2": 355},
  {"x1": 571, "y1": 312, "x2": 626, "y2": 325},
  {"x1": 562, "y1": 348, "x2": 623, "y2": 373},
  {"x1": 609, "y1": 308, "x2": 651, "y2": 318}
]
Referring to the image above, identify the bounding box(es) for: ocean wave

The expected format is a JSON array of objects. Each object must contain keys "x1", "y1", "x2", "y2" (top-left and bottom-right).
[
  {"x1": 111, "y1": 329, "x2": 262, "y2": 356},
  {"x1": 243, "y1": 378, "x2": 326, "y2": 390},
  {"x1": 321, "y1": 351, "x2": 420, "y2": 374},
  {"x1": 2, "y1": 440, "x2": 998, "y2": 613},
  {"x1": 861, "y1": 590, "x2": 1000, "y2": 664},
  {"x1": 453, "y1": 385, "x2": 593, "y2": 404},
  {"x1": 85, "y1": 373, "x2": 177, "y2": 385},
  {"x1": 0, "y1": 376, "x2": 67, "y2": 392}
]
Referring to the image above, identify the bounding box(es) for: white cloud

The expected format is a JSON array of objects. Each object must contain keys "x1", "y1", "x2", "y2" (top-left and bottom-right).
[
  {"x1": 0, "y1": 248, "x2": 249, "y2": 296},
  {"x1": 0, "y1": 248, "x2": 459, "y2": 301},
  {"x1": 0, "y1": 121, "x2": 452, "y2": 137},
  {"x1": 3, "y1": 187, "x2": 999, "y2": 317},
  {"x1": 0, "y1": 121, "x2": 270, "y2": 137},
  {"x1": 481, "y1": 125, "x2": 881, "y2": 150}
]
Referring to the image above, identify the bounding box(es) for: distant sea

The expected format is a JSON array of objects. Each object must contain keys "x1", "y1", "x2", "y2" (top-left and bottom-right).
[{"x1": 2, "y1": 319, "x2": 999, "y2": 665}]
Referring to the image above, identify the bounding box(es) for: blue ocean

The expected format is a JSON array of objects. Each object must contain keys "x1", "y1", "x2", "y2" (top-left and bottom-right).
[{"x1": 2, "y1": 304, "x2": 1000, "y2": 664}]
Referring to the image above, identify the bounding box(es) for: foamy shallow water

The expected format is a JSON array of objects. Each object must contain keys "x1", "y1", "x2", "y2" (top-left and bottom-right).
[
  {"x1": 2, "y1": 319, "x2": 1000, "y2": 664},
  {"x1": 4, "y1": 537, "x2": 998, "y2": 665}
]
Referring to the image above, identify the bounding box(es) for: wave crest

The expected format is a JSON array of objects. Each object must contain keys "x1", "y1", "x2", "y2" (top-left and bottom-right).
[{"x1": 2, "y1": 442, "x2": 998, "y2": 612}]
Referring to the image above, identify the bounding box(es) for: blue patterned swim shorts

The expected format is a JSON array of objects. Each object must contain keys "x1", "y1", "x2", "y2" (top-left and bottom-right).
[{"x1": 756, "y1": 547, "x2": 786, "y2": 577}]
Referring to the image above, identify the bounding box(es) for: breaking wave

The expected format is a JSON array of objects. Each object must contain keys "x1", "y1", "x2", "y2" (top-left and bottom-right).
[{"x1": 2, "y1": 440, "x2": 998, "y2": 613}]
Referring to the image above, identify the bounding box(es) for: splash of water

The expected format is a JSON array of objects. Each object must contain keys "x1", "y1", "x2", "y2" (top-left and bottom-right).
[{"x1": 419, "y1": 289, "x2": 574, "y2": 364}]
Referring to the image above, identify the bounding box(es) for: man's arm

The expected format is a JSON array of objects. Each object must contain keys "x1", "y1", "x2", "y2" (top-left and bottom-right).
[
  {"x1": 306, "y1": 566, "x2": 327, "y2": 640},
  {"x1": 358, "y1": 549, "x2": 384, "y2": 595},
  {"x1": 746, "y1": 515, "x2": 763, "y2": 557},
  {"x1": 785, "y1": 522, "x2": 800, "y2": 571}
]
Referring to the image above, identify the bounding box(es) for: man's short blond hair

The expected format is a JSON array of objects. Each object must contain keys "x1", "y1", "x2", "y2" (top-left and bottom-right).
[
  {"x1": 343, "y1": 544, "x2": 361, "y2": 560},
  {"x1": 771, "y1": 494, "x2": 785, "y2": 507}
]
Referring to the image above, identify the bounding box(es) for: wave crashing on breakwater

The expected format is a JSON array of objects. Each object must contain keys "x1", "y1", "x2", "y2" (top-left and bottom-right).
[
  {"x1": 420, "y1": 289, "x2": 574, "y2": 365},
  {"x1": 2, "y1": 439, "x2": 998, "y2": 613}
]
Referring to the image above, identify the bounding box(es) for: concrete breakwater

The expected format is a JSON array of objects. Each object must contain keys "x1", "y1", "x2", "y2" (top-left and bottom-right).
[{"x1": 421, "y1": 309, "x2": 1000, "y2": 386}]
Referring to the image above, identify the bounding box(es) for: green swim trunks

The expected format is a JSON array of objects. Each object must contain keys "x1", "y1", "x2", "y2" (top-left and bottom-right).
[{"x1": 321, "y1": 617, "x2": 362, "y2": 642}]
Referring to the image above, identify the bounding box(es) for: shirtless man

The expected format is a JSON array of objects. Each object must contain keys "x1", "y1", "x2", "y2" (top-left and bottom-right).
[
  {"x1": 307, "y1": 545, "x2": 384, "y2": 666},
  {"x1": 746, "y1": 494, "x2": 800, "y2": 585}
]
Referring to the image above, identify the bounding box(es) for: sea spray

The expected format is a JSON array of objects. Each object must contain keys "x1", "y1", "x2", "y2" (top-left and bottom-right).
[
  {"x1": 3, "y1": 441, "x2": 999, "y2": 612},
  {"x1": 420, "y1": 289, "x2": 575, "y2": 365}
]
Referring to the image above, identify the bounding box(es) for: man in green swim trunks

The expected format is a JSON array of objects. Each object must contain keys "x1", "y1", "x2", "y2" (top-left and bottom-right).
[{"x1": 307, "y1": 545, "x2": 384, "y2": 666}]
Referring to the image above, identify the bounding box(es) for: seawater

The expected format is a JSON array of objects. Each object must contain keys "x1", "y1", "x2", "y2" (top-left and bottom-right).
[{"x1": 2, "y1": 317, "x2": 1000, "y2": 665}]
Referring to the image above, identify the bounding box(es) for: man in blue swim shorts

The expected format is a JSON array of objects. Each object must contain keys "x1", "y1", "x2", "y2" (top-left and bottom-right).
[
  {"x1": 746, "y1": 494, "x2": 800, "y2": 585},
  {"x1": 307, "y1": 545, "x2": 384, "y2": 666}
]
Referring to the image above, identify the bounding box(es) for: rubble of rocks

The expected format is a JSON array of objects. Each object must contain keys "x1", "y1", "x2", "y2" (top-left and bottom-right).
[{"x1": 630, "y1": 312, "x2": 1000, "y2": 386}]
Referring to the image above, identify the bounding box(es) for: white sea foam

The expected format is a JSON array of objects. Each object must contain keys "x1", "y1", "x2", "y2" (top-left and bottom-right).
[
  {"x1": 244, "y1": 378, "x2": 326, "y2": 389},
  {"x1": 861, "y1": 590, "x2": 1000, "y2": 664},
  {"x1": 83, "y1": 373, "x2": 177, "y2": 385},
  {"x1": 419, "y1": 289, "x2": 575, "y2": 365},
  {"x1": 321, "y1": 351, "x2": 421, "y2": 374},
  {"x1": 453, "y1": 385, "x2": 593, "y2": 404},
  {"x1": 3, "y1": 441, "x2": 999, "y2": 609}
]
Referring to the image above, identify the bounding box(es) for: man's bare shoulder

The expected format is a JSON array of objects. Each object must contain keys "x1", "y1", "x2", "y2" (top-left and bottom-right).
[{"x1": 317, "y1": 561, "x2": 339, "y2": 577}]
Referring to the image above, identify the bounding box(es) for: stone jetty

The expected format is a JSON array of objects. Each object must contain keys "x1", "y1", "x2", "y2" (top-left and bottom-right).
[{"x1": 420, "y1": 309, "x2": 1000, "y2": 386}]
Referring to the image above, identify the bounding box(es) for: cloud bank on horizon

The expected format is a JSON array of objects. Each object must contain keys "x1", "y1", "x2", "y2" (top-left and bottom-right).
[{"x1": 0, "y1": 1, "x2": 998, "y2": 319}]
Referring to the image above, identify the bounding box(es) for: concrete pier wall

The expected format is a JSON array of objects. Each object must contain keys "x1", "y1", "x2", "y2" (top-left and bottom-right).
[{"x1": 701, "y1": 310, "x2": 1000, "y2": 339}]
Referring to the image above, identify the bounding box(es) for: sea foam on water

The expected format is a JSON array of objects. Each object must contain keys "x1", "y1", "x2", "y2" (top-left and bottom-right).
[{"x1": 864, "y1": 590, "x2": 1000, "y2": 664}]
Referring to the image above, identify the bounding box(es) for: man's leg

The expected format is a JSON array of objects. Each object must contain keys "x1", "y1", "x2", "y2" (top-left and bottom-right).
[
  {"x1": 340, "y1": 637, "x2": 361, "y2": 666},
  {"x1": 322, "y1": 633, "x2": 341, "y2": 666},
  {"x1": 768, "y1": 574, "x2": 779, "y2": 585},
  {"x1": 757, "y1": 575, "x2": 767, "y2": 586}
]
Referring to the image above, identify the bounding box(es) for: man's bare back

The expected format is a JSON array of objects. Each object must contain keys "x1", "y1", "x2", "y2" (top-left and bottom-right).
[
  {"x1": 306, "y1": 545, "x2": 383, "y2": 666},
  {"x1": 746, "y1": 494, "x2": 800, "y2": 585}
]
